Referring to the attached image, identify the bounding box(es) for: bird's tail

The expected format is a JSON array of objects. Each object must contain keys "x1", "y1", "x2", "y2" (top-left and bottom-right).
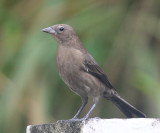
[{"x1": 104, "y1": 93, "x2": 146, "y2": 118}]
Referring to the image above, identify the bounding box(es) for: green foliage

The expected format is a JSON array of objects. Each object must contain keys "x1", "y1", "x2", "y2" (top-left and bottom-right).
[{"x1": 0, "y1": 0, "x2": 160, "y2": 133}]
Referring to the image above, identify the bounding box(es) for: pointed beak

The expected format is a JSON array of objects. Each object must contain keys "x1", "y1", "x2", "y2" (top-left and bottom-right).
[{"x1": 41, "y1": 27, "x2": 57, "y2": 35}]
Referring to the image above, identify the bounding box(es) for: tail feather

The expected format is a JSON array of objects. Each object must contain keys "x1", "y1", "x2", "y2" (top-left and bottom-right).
[{"x1": 104, "y1": 94, "x2": 146, "y2": 118}]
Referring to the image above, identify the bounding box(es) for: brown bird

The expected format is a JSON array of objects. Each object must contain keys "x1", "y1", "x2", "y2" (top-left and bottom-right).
[{"x1": 42, "y1": 24, "x2": 146, "y2": 119}]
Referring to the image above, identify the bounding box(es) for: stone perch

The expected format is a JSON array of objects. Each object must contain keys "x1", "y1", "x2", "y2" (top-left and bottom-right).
[{"x1": 26, "y1": 118, "x2": 160, "y2": 133}]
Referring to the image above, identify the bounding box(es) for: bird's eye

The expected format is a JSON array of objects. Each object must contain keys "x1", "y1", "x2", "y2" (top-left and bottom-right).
[{"x1": 59, "y1": 27, "x2": 64, "y2": 31}]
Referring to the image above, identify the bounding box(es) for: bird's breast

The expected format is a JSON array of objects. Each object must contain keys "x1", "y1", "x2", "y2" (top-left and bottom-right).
[{"x1": 56, "y1": 46, "x2": 83, "y2": 87}]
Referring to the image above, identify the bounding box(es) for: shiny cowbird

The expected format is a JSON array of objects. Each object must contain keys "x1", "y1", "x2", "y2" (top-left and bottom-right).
[{"x1": 42, "y1": 24, "x2": 146, "y2": 119}]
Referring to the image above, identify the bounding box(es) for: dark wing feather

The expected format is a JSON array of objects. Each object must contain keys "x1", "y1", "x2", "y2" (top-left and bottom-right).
[{"x1": 81, "y1": 54, "x2": 114, "y2": 89}]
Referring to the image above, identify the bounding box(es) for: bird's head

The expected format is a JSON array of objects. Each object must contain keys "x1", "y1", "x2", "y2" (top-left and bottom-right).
[{"x1": 42, "y1": 24, "x2": 77, "y2": 43}]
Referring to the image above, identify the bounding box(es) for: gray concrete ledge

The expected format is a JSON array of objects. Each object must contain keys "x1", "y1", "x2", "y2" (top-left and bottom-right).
[{"x1": 26, "y1": 118, "x2": 160, "y2": 133}]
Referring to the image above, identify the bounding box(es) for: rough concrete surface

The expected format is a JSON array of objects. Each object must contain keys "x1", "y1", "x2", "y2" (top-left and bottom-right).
[{"x1": 26, "y1": 118, "x2": 160, "y2": 133}]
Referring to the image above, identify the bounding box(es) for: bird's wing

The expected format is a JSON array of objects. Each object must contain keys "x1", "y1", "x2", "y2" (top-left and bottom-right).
[{"x1": 81, "y1": 53, "x2": 114, "y2": 89}]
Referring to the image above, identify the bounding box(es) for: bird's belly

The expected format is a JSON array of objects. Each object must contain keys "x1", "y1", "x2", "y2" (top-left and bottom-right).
[{"x1": 58, "y1": 63, "x2": 83, "y2": 91}]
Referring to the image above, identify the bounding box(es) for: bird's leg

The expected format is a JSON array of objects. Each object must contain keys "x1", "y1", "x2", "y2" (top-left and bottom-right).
[
  {"x1": 82, "y1": 103, "x2": 97, "y2": 120},
  {"x1": 81, "y1": 98, "x2": 99, "y2": 120},
  {"x1": 72, "y1": 97, "x2": 88, "y2": 119}
]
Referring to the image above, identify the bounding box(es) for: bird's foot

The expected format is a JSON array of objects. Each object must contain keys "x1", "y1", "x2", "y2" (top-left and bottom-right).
[
  {"x1": 79, "y1": 116, "x2": 101, "y2": 121},
  {"x1": 56, "y1": 117, "x2": 80, "y2": 123}
]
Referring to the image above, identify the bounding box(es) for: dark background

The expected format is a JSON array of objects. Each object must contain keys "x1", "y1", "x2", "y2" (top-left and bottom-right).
[{"x1": 0, "y1": 0, "x2": 160, "y2": 133}]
